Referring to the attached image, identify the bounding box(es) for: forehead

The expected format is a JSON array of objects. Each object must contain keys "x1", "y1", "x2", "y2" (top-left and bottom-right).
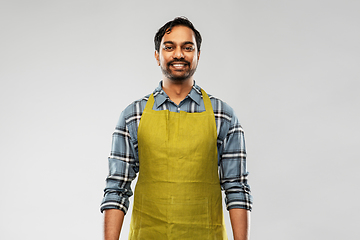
[{"x1": 161, "y1": 25, "x2": 196, "y2": 45}]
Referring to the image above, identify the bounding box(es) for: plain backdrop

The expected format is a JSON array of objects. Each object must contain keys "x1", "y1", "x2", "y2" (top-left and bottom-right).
[{"x1": 1, "y1": 0, "x2": 359, "y2": 239}]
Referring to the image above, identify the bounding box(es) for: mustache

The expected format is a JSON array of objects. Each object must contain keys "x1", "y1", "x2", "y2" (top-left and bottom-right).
[{"x1": 167, "y1": 60, "x2": 190, "y2": 66}]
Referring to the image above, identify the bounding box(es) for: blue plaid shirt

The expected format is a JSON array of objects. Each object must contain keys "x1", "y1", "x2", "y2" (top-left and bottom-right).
[{"x1": 101, "y1": 81, "x2": 252, "y2": 214}]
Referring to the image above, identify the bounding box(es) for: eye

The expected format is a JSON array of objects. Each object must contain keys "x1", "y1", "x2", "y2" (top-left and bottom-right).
[
  {"x1": 183, "y1": 46, "x2": 194, "y2": 52},
  {"x1": 164, "y1": 46, "x2": 173, "y2": 51}
]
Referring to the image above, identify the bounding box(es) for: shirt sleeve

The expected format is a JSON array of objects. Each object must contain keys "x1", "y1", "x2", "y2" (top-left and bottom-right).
[
  {"x1": 218, "y1": 110, "x2": 253, "y2": 211},
  {"x1": 100, "y1": 110, "x2": 139, "y2": 214}
]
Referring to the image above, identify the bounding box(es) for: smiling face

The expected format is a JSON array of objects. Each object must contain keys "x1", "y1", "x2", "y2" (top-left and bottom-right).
[{"x1": 155, "y1": 25, "x2": 200, "y2": 82}]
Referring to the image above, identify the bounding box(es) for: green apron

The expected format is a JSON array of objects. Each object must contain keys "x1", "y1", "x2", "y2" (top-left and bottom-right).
[{"x1": 129, "y1": 89, "x2": 227, "y2": 240}]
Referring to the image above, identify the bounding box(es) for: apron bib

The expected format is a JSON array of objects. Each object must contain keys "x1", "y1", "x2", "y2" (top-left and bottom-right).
[{"x1": 129, "y1": 89, "x2": 227, "y2": 240}]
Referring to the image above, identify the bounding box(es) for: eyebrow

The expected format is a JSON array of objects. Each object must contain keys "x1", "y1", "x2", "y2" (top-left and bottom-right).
[{"x1": 163, "y1": 41, "x2": 195, "y2": 45}]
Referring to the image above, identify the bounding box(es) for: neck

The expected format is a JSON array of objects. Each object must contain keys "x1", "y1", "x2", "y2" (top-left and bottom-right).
[{"x1": 162, "y1": 78, "x2": 194, "y2": 105}]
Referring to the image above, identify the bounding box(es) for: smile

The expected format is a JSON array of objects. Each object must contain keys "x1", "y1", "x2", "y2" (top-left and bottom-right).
[{"x1": 170, "y1": 63, "x2": 188, "y2": 69}]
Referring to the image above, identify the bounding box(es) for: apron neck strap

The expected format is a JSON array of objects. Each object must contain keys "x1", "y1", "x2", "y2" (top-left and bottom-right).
[
  {"x1": 144, "y1": 93, "x2": 155, "y2": 112},
  {"x1": 201, "y1": 89, "x2": 213, "y2": 113}
]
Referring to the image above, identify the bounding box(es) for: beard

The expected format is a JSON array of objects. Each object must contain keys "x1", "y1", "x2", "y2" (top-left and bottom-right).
[{"x1": 160, "y1": 60, "x2": 197, "y2": 82}]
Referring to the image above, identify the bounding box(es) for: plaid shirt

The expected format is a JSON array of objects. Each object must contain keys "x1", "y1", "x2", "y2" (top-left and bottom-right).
[{"x1": 101, "y1": 81, "x2": 253, "y2": 214}]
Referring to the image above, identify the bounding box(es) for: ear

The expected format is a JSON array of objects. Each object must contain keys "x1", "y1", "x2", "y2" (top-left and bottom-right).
[
  {"x1": 155, "y1": 50, "x2": 160, "y2": 66},
  {"x1": 197, "y1": 50, "x2": 201, "y2": 61}
]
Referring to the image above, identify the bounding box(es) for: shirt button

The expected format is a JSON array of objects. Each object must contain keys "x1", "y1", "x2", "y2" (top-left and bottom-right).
[{"x1": 177, "y1": 108, "x2": 180, "y2": 112}]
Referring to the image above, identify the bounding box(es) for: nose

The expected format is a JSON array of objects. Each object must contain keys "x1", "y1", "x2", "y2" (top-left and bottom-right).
[{"x1": 173, "y1": 46, "x2": 184, "y2": 59}]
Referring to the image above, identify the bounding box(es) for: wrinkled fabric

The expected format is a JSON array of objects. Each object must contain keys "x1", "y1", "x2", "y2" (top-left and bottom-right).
[{"x1": 129, "y1": 89, "x2": 227, "y2": 240}]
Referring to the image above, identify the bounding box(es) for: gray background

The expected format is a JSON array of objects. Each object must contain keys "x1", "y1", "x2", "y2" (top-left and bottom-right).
[{"x1": 1, "y1": 0, "x2": 359, "y2": 239}]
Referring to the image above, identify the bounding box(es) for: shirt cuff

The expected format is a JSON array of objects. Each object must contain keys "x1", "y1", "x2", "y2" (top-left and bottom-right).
[
  {"x1": 100, "y1": 192, "x2": 129, "y2": 214},
  {"x1": 225, "y1": 185, "x2": 253, "y2": 211}
]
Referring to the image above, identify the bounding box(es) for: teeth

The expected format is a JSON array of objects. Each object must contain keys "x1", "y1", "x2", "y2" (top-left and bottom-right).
[{"x1": 172, "y1": 64, "x2": 185, "y2": 67}]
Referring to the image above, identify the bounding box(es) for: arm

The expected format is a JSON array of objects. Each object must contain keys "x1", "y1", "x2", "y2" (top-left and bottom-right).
[
  {"x1": 218, "y1": 111, "x2": 253, "y2": 212},
  {"x1": 104, "y1": 209, "x2": 125, "y2": 240},
  {"x1": 229, "y1": 208, "x2": 250, "y2": 240},
  {"x1": 100, "y1": 109, "x2": 139, "y2": 238},
  {"x1": 215, "y1": 102, "x2": 253, "y2": 238}
]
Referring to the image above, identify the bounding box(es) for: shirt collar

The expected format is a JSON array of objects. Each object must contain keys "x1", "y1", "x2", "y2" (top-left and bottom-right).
[{"x1": 153, "y1": 80, "x2": 202, "y2": 109}]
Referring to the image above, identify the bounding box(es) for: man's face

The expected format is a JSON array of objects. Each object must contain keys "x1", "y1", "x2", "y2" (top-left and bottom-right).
[{"x1": 155, "y1": 25, "x2": 200, "y2": 82}]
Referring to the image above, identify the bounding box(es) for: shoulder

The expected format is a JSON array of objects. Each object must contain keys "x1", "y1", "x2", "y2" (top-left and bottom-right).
[
  {"x1": 116, "y1": 93, "x2": 151, "y2": 127},
  {"x1": 207, "y1": 93, "x2": 237, "y2": 124},
  {"x1": 196, "y1": 84, "x2": 234, "y2": 118},
  {"x1": 123, "y1": 94, "x2": 150, "y2": 116}
]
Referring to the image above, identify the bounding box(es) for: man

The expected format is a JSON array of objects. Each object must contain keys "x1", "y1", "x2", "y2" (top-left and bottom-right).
[{"x1": 101, "y1": 17, "x2": 252, "y2": 240}]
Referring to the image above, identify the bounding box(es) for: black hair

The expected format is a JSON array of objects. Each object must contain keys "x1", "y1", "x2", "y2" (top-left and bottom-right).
[{"x1": 154, "y1": 16, "x2": 202, "y2": 53}]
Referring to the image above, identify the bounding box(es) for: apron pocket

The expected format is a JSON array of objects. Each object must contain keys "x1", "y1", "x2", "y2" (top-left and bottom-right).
[
  {"x1": 169, "y1": 196, "x2": 209, "y2": 225},
  {"x1": 136, "y1": 196, "x2": 169, "y2": 239},
  {"x1": 168, "y1": 196, "x2": 210, "y2": 239}
]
